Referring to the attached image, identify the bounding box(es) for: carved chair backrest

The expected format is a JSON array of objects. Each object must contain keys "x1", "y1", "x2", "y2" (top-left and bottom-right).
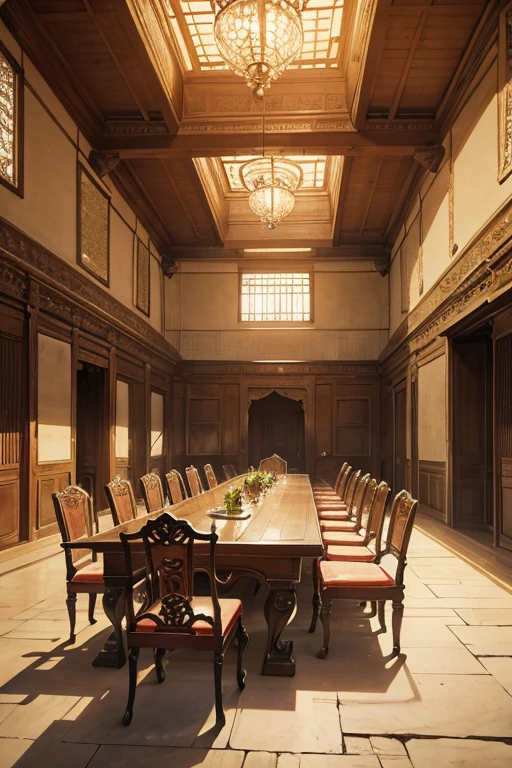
[
  {"x1": 104, "y1": 477, "x2": 138, "y2": 526},
  {"x1": 336, "y1": 463, "x2": 352, "y2": 498},
  {"x1": 165, "y1": 470, "x2": 188, "y2": 505},
  {"x1": 223, "y1": 464, "x2": 237, "y2": 481},
  {"x1": 52, "y1": 485, "x2": 95, "y2": 573},
  {"x1": 363, "y1": 480, "x2": 391, "y2": 551},
  {"x1": 379, "y1": 490, "x2": 418, "y2": 585},
  {"x1": 259, "y1": 454, "x2": 287, "y2": 474},
  {"x1": 332, "y1": 462, "x2": 349, "y2": 494},
  {"x1": 139, "y1": 472, "x2": 165, "y2": 514},
  {"x1": 120, "y1": 513, "x2": 222, "y2": 637},
  {"x1": 343, "y1": 469, "x2": 360, "y2": 512},
  {"x1": 185, "y1": 465, "x2": 204, "y2": 497},
  {"x1": 204, "y1": 463, "x2": 218, "y2": 490},
  {"x1": 349, "y1": 472, "x2": 371, "y2": 525}
]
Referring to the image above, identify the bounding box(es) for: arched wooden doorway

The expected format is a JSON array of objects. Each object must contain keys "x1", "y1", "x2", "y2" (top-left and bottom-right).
[{"x1": 248, "y1": 391, "x2": 306, "y2": 473}]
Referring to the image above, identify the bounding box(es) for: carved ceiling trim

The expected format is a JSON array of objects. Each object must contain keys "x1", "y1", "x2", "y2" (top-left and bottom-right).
[
  {"x1": 0, "y1": 217, "x2": 181, "y2": 366},
  {"x1": 382, "y1": 201, "x2": 512, "y2": 361}
]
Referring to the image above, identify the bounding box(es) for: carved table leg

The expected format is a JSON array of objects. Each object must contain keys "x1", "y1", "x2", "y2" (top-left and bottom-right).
[
  {"x1": 262, "y1": 584, "x2": 297, "y2": 676},
  {"x1": 92, "y1": 587, "x2": 126, "y2": 668}
]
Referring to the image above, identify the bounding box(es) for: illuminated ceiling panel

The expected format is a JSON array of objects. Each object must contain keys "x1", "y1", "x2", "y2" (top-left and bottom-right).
[
  {"x1": 221, "y1": 155, "x2": 327, "y2": 191},
  {"x1": 166, "y1": 0, "x2": 344, "y2": 73}
]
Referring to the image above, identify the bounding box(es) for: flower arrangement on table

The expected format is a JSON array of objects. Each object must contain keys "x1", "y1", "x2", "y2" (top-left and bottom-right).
[
  {"x1": 224, "y1": 486, "x2": 243, "y2": 515},
  {"x1": 224, "y1": 471, "x2": 276, "y2": 513}
]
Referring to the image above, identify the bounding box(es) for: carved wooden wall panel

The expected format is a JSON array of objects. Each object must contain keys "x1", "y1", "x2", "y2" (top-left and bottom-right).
[
  {"x1": 0, "y1": 307, "x2": 26, "y2": 547},
  {"x1": 37, "y1": 472, "x2": 70, "y2": 531},
  {"x1": 418, "y1": 460, "x2": 447, "y2": 522}
]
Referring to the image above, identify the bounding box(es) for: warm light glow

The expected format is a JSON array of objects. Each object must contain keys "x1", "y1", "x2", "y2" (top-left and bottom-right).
[
  {"x1": 212, "y1": 0, "x2": 306, "y2": 95},
  {"x1": 241, "y1": 272, "x2": 311, "y2": 321},
  {"x1": 222, "y1": 155, "x2": 326, "y2": 191},
  {"x1": 243, "y1": 247, "x2": 312, "y2": 252},
  {"x1": 167, "y1": 0, "x2": 344, "y2": 72},
  {"x1": 240, "y1": 156, "x2": 303, "y2": 228}
]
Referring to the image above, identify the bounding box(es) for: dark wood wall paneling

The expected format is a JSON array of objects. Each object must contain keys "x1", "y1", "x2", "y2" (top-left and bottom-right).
[
  {"x1": 0, "y1": 221, "x2": 177, "y2": 547},
  {"x1": 494, "y1": 307, "x2": 512, "y2": 551},
  {"x1": 418, "y1": 460, "x2": 447, "y2": 522},
  {"x1": 174, "y1": 367, "x2": 380, "y2": 486}
]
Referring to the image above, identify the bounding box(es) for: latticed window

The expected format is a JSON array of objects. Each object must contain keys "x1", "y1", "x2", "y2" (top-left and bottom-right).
[
  {"x1": 0, "y1": 44, "x2": 21, "y2": 192},
  {"x1": 240, "y1": 273, "x2": 311, "y2": 322}
]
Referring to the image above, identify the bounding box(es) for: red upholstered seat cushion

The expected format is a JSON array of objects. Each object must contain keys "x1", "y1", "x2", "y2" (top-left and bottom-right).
[
  {"x1": 326, "y1": 545, "x2": 375, "y2": 562},
  {"x1": 320, "y1": 560, "x2": 394, "y2": 587},
  {"x1": 322, "y1": 530, "x2": 365, "y2": 545},
  {"x1": 320, "y1": 520, "x2": 359, "y2": 532},
  {"x1": 71, "y1": 561, "x2": 104, "y2": 584},
  {"x1": 135, "y1": 597, "x2": 241, "y2": 637},
  {"x1": 318, "y1": 509, "x2": 350, "y2": 520}
]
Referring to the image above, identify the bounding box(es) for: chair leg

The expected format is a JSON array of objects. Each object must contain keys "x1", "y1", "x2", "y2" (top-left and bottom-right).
[
  {"x1": 66, "y1": 590, "x2": 77, "y2": 643},
  {"x1": 391, "y1": 598, "x2": 404, "y2": 656},
  {"x1": 88, "y1": 593, "x2": 97, "y2": 625},
  {"x1": 123, "y1": 646, "x2": 140, "y2": 726},
  {"x1": 213, "y1": 650, "x2": 225, "y2": 726},
  {"x1": 308, "y1": 558, "x2": 320, "y2": 634},
  {"x1": 235, "y1": 619, "x2": 249, "y2": 691},
  {"x1": 316, "y1": 596, "x2": 332, "y2": 660},
  {"x1": 154, "y1": 648, "x2": 166, "y2": 683},
  {"x1": 377, "y1": 600, "x2": 386, "y2": 632}
]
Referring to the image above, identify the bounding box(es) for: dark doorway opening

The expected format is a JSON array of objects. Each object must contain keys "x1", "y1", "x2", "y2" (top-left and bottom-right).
[
  {"x1": 248, "y1": 391, "x2": 306, "y2": 473},
  {"x1": 452, "y1": 324, "x2": 493, "y2": 533},
  {"x1": 76, "y1": 362, "x2": 108, "y2": 512}
]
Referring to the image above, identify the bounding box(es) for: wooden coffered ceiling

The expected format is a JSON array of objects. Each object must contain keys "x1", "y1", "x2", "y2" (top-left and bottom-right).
[{"x1": 1, "y1": 0, "x2": 495, "y2": 265}]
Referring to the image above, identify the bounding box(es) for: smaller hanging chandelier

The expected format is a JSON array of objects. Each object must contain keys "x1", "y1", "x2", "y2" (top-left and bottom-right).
[
  {"x1": 240, "y1": 156, "x2": 303, "y2": 229},
  {"x1": 211, "y1": 0, "x2": 307, "y2": 97}
]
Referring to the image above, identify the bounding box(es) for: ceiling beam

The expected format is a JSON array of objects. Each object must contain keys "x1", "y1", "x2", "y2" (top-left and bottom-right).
[
  {"x1": 162, "y1": 244, "x2": 389, "y2": 261},
  {"x1": 103, "y1": 127, "x2": 439, "y2": 158}
]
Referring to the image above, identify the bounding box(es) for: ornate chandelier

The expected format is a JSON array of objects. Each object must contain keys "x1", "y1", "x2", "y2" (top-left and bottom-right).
[
  {"x1": 240, "y1": 155, "x2": 303, "y2": 229},
  {"x1": 211, "y1": 0, "x2": 307, "y2": 97}
]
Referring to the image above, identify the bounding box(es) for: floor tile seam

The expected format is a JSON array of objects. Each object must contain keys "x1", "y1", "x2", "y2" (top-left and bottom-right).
[{"x1": 414, "y1": 525, "x2": 512, "y2": 595}]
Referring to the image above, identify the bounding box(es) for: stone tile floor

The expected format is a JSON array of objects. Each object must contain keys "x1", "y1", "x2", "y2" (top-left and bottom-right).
[{"x1": 1, "y1": 528, "x2": 512, "y2": 767}]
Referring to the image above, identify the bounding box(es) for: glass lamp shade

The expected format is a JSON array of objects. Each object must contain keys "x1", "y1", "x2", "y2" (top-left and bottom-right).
[
  {"x1": 240, "y1": 156, "x2": 303, "y2": 229},
  {"x1": 212, "y1": 0, "x2": 305, "y2": 96}
]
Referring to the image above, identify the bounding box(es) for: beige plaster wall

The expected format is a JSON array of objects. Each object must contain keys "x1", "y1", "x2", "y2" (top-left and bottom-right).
[
  {"x1": 115, "y1": 380, "x2": 129, "y2": 459},
  {"x1": 418, "y1": 355, "x2": 447, "y2": 462},
  {"x1": 165, "y1": 262, "x2": 389, "y2": 361},
  {"x1": 0, "y1": 22, "x2": 165, "y2": 336},
  {"x1": 388, "y1": 60, "x2": 512, "y2": 341},
  {"x1": 37, "y1": 334, "x2": 71, "y2": 463}
]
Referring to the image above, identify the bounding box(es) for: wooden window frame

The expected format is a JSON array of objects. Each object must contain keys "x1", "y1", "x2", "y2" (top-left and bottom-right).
[
  {"x1": 238, "y1": 269, "x2": 314, "y2": 326},
  {"x1": 0, "y1": 40, "x2": 24, "y2": 198}
]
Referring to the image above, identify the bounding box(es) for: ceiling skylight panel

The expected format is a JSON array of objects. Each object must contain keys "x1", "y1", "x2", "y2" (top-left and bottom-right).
[{"x1": 168, "y1": 0, "x2": 343, "y2": 72}]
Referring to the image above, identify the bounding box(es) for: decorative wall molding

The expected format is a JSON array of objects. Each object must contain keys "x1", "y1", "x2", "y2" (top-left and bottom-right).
[
  {"x1": 0, "y1": 217, "x2": 181, "y2": 367},
  {"x1": 382, "y1": 201, "x2": 512, "y2": 362},
  {"x1": 103, "y1": 120, "x2": 169, "y2": 136},
  {"x1": 178, "y1": 361, "x2": 380, "y2": 377},
  {"x1": 179, "y1": 117, "x2": 356, "y2": 134},
  {"x1": 499, "y1": 3, "x2": 512, "y2": 182}
]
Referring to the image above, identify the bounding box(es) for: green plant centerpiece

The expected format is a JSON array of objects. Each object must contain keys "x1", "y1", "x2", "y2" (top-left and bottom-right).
[
  {"x1": 244, "y1": 470, "x2": 275, "y2": 503},
  {"x1": 224, "y1": 486, "x2": 243, "y2": 515}
]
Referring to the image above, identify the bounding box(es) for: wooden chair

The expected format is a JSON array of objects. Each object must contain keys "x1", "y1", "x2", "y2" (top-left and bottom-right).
[
  {"x1": 104, "y1": 476, "x2": 138, "y2": 526},
  {"x1": 324, "y1": 480, "x2": 391, "y2": 561},
  {"x1": 319, "y1": 472, "x2": 370, "y2": 533},
  {"x1": 314, "y1": 463, "x2": 351, "y2": 500},
  {"x1": 139, "y1": 472, "x2": 166, "y2": 514},
  {"x1": 259, "y1": 453, "x2": 287, "y2": 474},
  {"x1": 120, "y1": 513, "x2": 249, "y2": 727},
  {"x1": 223, "y1": 464, "x2": 238, "y2": 481},
  {"x1": 185, "y1": 464, "x2": 204, "y2": 497},
  {"x1": 314, "y1": 467, "x2": 356, "y2": 514},
  {"x1": 313, "y1": 490, "x2": 419, "y2": 659},
  {"x1": 312, "y1": 462, "x2": 348, "y2": 494},
  {"x1": 165, "y1": 469, "x2": 188, "y2": 505},
  {"x1": 204, "y1": 463, "x2": 218, "y2": 490},
  {"x1": 52, "y1": 485, "x2": 104, "y2": 643}
]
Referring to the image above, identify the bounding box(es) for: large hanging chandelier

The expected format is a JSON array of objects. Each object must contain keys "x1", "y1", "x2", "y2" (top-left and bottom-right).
[
  {"x1": 211, "y1": 0, "x2": 307, "y2": 97},
  {"x1": 240, "y1": 155, "x2": 303, "y2": 229}
]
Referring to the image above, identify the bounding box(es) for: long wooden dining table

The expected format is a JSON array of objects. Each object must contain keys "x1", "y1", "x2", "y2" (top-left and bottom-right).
[{"x1": 63, "y1": 474, "x2": 324, "y2": 676}]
